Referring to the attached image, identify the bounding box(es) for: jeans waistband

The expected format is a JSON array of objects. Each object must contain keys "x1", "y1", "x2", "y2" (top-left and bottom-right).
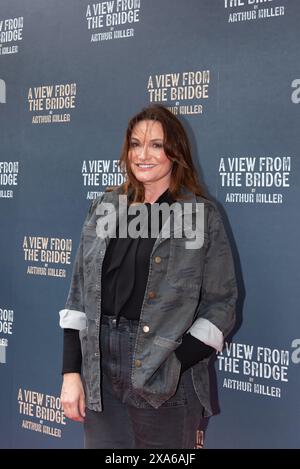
[{"x1": 101, "y1": 314, "x2": 139, "y2": 332}]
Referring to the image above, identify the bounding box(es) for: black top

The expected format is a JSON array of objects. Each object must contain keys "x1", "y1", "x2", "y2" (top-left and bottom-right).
[
  {"x1": 62, "y1": 189, "x2": 214, "y2": 374},
  {"x1": 101, "y1": 188, "x2": 173, "y2": 321}
]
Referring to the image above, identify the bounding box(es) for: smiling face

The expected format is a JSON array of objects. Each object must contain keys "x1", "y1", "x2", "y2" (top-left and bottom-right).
[{"x1": 128, "y1": 120, "x2": 173, "y2": 192}]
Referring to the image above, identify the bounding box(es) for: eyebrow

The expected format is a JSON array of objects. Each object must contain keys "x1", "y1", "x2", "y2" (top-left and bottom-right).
[{"x1": 130, "y1": 137, "x2": 163, "y2": 142}]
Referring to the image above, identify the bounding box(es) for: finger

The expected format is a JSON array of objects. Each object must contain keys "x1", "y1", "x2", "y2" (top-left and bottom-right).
[
  {"x1": 63, "y1": 402, "x2": 82, "y2": 422},
  {"x1": 65, "y1": 408, "x2": 84, "y2": 422},
  {"x1": 79, "y1": 395, "x2": 86, "y2": 419}
]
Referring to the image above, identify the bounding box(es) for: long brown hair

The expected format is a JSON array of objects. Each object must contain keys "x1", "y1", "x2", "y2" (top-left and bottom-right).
[{"x1": 113, "y1": 104, "x2": 205, "y2": 202}]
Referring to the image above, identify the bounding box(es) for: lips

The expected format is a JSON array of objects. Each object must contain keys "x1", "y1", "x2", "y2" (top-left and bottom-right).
[{"x1": 135, "y1": 163, "x2": 157, "y2": 170}]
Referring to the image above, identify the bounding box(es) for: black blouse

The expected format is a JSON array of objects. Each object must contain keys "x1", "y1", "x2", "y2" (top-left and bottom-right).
[{"x1": 101, "y1": 188, "x2": 173, "y2": 321}]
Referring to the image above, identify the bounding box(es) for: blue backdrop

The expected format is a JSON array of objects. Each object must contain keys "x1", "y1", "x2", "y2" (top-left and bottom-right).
[{"x1": 1, "y1": 0, "x2": 299, "y2": 448}]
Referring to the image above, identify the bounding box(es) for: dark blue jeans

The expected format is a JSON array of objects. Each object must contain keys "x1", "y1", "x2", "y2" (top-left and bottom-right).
[{"x1": 84, "y1": 315, "x2": 204, "y2": 449}]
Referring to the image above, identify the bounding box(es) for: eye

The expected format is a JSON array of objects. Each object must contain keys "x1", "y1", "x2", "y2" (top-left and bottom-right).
[
  {"x1": 152, "y1": 142, "x2": 163, "y2": 149},
  {"x1": 130, "y1": 141, "x2": 139, "y2": 148}
]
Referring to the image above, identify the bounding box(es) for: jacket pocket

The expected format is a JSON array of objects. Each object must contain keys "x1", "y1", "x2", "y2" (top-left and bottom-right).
[
  {"x1": 133, "y1": 336, "x2": 182, "y2": 408},
  {"x1": 166, "y1": 236, "x2": 207, "y2": 297},
  {"x1": 153, "y1": 335, "x2": 182, "y2": 350}
]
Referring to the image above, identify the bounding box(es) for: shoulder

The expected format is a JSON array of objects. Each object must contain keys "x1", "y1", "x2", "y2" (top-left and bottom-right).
[
  {"x1": 195, "y1": 195, "x2": 226, "y2": 233},
  {"x1": 89, "y1": 187, "x2": 123, "y2": 212},
  {"x1": 195, "y1": 194, "x2": 218, "y2": 216}
]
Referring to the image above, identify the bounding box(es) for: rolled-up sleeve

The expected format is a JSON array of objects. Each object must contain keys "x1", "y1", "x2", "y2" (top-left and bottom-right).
[
  {"x1": 59, "y1": 308, "x2": 86, "y2": 330},
  {"x1": 59, "y1": 197, "x2": 101, "y2": 330},
  {"x1": 59, "y1": 228, "x2": 86, "y2": 330},
  {"x1": 188, "y1": 203, "x2": 238, "y2": 352}
]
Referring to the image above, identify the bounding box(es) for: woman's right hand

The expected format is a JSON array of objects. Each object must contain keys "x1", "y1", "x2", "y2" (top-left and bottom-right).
[{"x1": 60, "y1": 372, "x2": 86, "y2": 422}]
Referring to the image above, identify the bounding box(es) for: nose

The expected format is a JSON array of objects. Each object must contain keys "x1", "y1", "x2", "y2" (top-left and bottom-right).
[{"x1": 137, "y1": 144, "x2": 149, "y2": 161}]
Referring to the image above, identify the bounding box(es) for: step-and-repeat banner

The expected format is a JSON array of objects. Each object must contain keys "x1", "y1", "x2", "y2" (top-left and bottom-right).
[{"x1": 1, "y1": 0, "x2": 299, "y2": 449}]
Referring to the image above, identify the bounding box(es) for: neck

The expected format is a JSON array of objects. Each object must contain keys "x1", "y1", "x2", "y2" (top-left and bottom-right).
[{"x1": 143, "y1": 182, "x2": 170, "y2": 204}]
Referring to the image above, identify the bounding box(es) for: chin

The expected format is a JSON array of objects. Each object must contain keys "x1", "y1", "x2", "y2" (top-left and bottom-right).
[
  {"x1": 136, "y1": 176, "x2": 154, "y2": 184},
  {"x1": 133, "y1": 172, "x2": 155, "y2": 183}
]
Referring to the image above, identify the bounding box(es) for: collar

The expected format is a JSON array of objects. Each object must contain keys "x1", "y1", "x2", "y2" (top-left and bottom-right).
[{"x1": 100, "y1": 186, "x2": 201, "y2": 212}]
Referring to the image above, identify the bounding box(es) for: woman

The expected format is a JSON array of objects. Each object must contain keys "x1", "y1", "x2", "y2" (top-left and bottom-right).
[{"x1": 59, "y1": 104, "x2": 237, "y2": 449}]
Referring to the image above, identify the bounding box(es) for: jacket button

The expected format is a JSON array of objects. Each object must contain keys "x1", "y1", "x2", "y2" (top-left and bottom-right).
[
  {"x1": 148, "y1": 291, "x2": 156, "y2": 299},
  {"x1": 143, "y1": 325, "x2": 150, "y2": 333},
  {"x1": 154, "y1": 256, "x2": 161, "y2": 264},
  {"x1": 135, "y1": 359, "x2": 142, "y2": 368}
]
